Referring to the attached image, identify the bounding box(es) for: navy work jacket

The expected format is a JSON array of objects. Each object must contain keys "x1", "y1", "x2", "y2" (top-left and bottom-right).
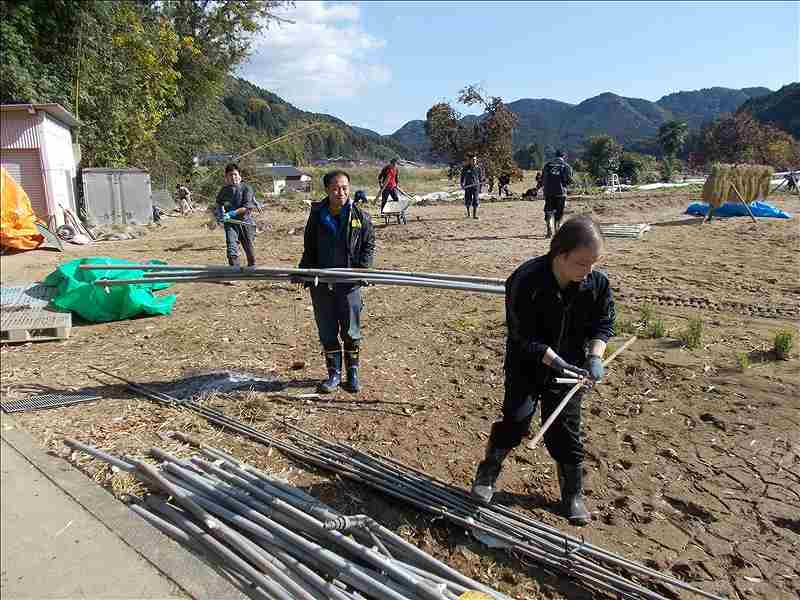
[
  {"x1": 504, "y1": 255, "x2": 615, "y2": 386},
  {"x1": 299, "y1": 199, "x2": 376, "y2": 278}
]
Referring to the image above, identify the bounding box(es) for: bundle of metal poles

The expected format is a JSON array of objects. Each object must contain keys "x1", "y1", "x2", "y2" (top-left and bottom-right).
[
  {"x1": 89, "y1": 367, "x2": 725, "y2": 600},
  {"x1": 64, "y1": 436, "x2": 510, "y2": 600},
  {"x1": 78, "y1": 264, "x2": 506, "y2": 295}
]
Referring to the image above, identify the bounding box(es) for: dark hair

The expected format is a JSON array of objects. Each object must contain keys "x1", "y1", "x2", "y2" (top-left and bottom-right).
[
  {"x1": 354, "y1": 190, "x2": 367, "y2": 202},
  {"x1": 390, "y1": 158, "x2": 397, "y2": 164},
  {"x1": 323, "y1": 170, "x2": 350, "y2": 187},
  {"x1": 556, "y1": 149, "x2": 566, "y2": 158},
  {"x1": 224, "y1": 163, "x2": 240, "y2": 174},
  {"x1": 548, "y1": 216, "x2": 603, "y2": 258}
]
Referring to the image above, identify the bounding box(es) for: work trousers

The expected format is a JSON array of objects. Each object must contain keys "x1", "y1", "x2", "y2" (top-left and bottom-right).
[
  {"x1": 381, "y1": 187, "x2": 399, "y2": 213},
  {"x1": 488, "y1": 374, "x2": 584, "y2": 465},
  {"x1": 310, "y1": 285, "x2": 362, "y2": 351},
  {"x1": 464, "y1": 188, "x2": 480, "y2": 208},
  {"x1": 544, "y1": 195, "x2": 566, "y2": 222},
  {"x1": 224, "y1": 223, "x2": 256, "y2": 267}
]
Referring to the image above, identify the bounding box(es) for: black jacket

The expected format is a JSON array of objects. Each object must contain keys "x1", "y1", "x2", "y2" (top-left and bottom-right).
[
  {"x1": 299, "y1": 199, "x2": 375, "y2": 271},
  {"x1": 542, "y1": 158, "x2": 573, "y2": 197},
  {"x1": 505, "y1": 255, "x2": 614, "y2": 386},
  {"x1": 460, "y1": 164, "x2": 483, "y2": 190}
]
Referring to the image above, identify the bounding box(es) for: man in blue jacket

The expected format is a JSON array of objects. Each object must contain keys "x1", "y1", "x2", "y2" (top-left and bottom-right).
[
  {"x1": 299, "y1": 170, "x2": 376, "y2": 394},
  {"x1": 541, "y1": 150, "x2": 574, "y2": 238},
  {"x1": 471, "y1": 216, "x2": 614, "y2": 526}
]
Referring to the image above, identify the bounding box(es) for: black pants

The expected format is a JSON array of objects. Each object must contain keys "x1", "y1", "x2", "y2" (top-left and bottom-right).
[
  {"x1": 464, "y1": 188, "x2": 479, "y2": 208},
  {"x1": 544, "y1": 195, "x2": 566, "y2": 222},
  {"x1": 488, "y1": 374, "x2": 584, "y2": 465},
  {"x1": 310, "y1": 285, "x2": 362, "y2": 352},
  {"x1": 224, "y1": 223, "x2": 256, "y2": 266},
  {"x1": 381, "y1": 187, "x2": 399, "y2": 212}
]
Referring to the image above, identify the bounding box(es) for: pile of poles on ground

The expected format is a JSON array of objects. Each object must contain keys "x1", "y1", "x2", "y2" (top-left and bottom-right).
[
  {"x1": 80, "y1": 264, "x2": 506, "y2": 295},
  {"x1": 89, "y1": 368, "x2": 724, "y2": 600},
  {"x1": 65, "y1": 436, "x2": 508, "y2": 600}
]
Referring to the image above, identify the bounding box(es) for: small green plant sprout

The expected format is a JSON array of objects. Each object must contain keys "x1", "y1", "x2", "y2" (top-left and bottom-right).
[
  {"x1": 613, "y1": 311, "x2": 637, "y2": 335},
  {"x1": 647, "y1": 319, "x2": 666, "y2": 339},
  {"x1": 736, "y1": 352, "x2": 750, "y2": 371},
  {"x1": 773, "y1": 329, "x2": 794, "y2": 360},
  {"x1": 680, "y1": 316, "x2": 703, "y2": 350},
  {"x1": 639, "y1": 304, "x2": 655, "y2": 327}
]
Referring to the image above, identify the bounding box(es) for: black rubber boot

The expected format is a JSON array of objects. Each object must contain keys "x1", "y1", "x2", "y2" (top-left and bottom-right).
[
  {"x1": 342, "y1": 348, "x2": 360, "y2": 393},
  {"x1": 473, "y1": 207, "x2": 479, "y2": 219},
  {"x1": 317, "y1": 350, "x2": 342, "y2": 394},
  {"x1": 557, "y1": 463, "x2": 591, "y2": 526},
  {"x1": 471, "y1": 444, "x2": 511, "y2": 503}
]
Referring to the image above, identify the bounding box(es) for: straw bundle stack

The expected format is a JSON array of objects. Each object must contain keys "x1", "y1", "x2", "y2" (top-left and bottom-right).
[{"x1": 701, "y1": 163, "x2": 774, "y2": 207}]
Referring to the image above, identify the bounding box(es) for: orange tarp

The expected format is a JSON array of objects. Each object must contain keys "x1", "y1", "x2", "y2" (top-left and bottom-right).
[{"x1": 0, "y1": 166, "x2": 44, "y2": 251}]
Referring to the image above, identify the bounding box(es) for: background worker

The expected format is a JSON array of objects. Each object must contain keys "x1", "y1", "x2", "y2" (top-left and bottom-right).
[
  {"x1": 460, "y1": 155, "x2": 483, "y2": 219},
  {"x1": 498, "y1": 172, "x2": 512, "y2": 198},
  {"x1": 378, "y1": 158, "x2": 401, "y2": 214},
  {"x1": 471, "y1": 216, "x2": 614, "y2": 526},
  {"x1": 215, "y1": 163, "x2": 257, "y2": 267},
  {"x1": 299, "y1": 170, "x2": 376, "y2": 394},
  {"x1": 175, "y1": 181, "x2": 193, "y2": 215},
  {"x1": 542, "y1": 150, "x2": 574, "y2": 238}
]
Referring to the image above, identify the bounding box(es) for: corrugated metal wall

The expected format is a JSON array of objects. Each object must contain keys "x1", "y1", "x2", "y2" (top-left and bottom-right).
[
  {"x1": 0, "y1": 149, "x2": 48, "y2": 218},
  {"x1": 0, "y1": 111, "x2": 42, "y2": 149}
]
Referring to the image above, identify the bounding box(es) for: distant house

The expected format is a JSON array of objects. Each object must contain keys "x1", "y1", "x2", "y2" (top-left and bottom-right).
[
  {"x1": 253, "y1": 164, "x2": 312, "y2": 194},
  {"x1": 194, "y1": 152, "x2": 236, "y2": 166},
  {"x1": 0, "y1": 103, "x2": 80, "y2": 228}
]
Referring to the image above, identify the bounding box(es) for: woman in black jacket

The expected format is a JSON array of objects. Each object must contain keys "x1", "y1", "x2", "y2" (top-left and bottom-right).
[{"x1": 472, "y1": 216, "x2": 614, "y2": 526}]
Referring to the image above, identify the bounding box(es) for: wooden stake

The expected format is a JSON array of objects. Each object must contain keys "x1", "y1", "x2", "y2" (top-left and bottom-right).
[
  {"x1": 526, "y1": 336, "x2": 637, "y2": 450},
  {"x1": 729, "y1": 182, "x2": 758, "y2": 225}
]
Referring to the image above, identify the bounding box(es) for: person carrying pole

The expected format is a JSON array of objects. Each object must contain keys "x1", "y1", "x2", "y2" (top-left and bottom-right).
[
  {"x1": 298, "y1": 170, "x2": 376, "y2": 394},
  {"x1": 215, "y1": 163, "x2": 257, "y2": 267},
  {"x1": 460, "y1": 155, "x2": 483, "y2": 219},
  {"x1": 542, "y1": 150, "x2": 574, "y2": 238},
  {"x1": 377, "y1": 158, "x2": 401, "y2": 214},
  {"x1": 471, "y1": 216, "x2": 614, "y2": 526}
]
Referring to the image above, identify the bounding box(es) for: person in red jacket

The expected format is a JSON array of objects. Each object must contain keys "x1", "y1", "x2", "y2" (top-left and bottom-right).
[{"x1": 378, "y1": 159, "x2": 400, "y2": 214}]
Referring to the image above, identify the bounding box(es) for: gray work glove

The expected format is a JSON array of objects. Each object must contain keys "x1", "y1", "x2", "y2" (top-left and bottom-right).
[
  {"x1": 550, "y1": 354, "x2": 590, "y2": 380},
  {"x1": 585, "y1": 355, "x2": 604, "y2": 382}
]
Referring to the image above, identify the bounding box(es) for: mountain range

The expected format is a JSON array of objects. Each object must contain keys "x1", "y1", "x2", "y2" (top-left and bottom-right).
[
  {"x1": 387, "y1": 86, "x2": 776, "y2": 159},
  {"x1": 201, "y1": 79, "x2": 795, "y2": 165}
]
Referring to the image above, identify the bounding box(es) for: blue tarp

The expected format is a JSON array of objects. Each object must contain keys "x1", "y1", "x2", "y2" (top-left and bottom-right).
[{"x1": 686, "y1": 201, "x2": 792, "y2": 219}]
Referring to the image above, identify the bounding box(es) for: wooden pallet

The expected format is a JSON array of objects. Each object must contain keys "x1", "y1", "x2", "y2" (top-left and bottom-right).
[
  {"x1": 599, "y1": 223, "x2": 651, "y2": 239},
  {"x1": 1, "y1": 282, "x2": 72, "y2": 342}
]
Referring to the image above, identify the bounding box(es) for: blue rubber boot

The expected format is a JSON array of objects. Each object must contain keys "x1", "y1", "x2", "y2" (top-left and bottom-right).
[
  {"x1": 317, "y1": 350, "x2": 342, "y2": 394},
  {"x1": 343, "y1": 348, "x2": 360, "y2": 393}
]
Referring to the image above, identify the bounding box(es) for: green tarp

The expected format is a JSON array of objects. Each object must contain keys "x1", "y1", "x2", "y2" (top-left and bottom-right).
[{"x1": 44, "y1": 257, "x2": 176, "y2": 323}]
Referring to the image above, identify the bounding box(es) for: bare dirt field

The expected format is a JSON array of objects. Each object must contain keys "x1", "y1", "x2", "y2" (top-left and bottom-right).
[{"x1": 2, "y1": 189, "x2": 798, "y2": 599}]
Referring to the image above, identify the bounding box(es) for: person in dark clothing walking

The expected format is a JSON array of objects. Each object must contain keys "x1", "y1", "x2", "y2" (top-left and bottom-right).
[
  {"x1": 216, "y1": 163, "x2": 257, "y2": 267},
  {"x1": 498, "y1": 173, "x2": 512, "y2": 198},
  {"x1": 542, "y1": 150, "x2": 574, "y2": 238},
  {"x1": 378, "y1": 159, "x2": 400, "y2": 214},
  {"x1": 461, "y1": 155, "x2": 483, "y2": 219},
  {"x1": 299, "y1": 170, "x2": 376, "y2": 394},
  {"x1": 471, "y1": 216, "x2": 614, "y2": 526}
]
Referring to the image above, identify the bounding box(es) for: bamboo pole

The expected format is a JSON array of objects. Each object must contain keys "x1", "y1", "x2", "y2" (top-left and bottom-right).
[
  {"x1": 728, "y1": 182, "x2": 758, "y2": 225},
  {"x1": 526, "y1": 337, "x2": 637, "y2": 450}
]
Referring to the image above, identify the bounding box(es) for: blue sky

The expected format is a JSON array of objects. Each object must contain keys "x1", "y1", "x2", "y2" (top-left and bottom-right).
[{"x1": 239, "y1": 1, "x2": 800, "y2": 135}]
